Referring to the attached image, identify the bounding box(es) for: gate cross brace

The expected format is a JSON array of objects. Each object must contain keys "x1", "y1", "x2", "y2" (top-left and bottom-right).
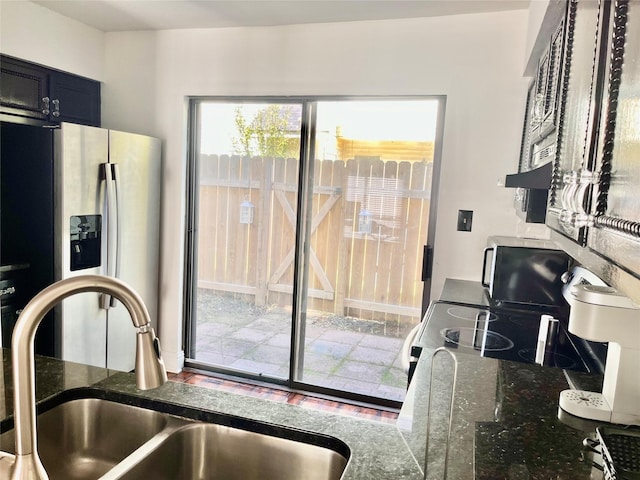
[{"x1": 268, "y1": 190, "x2": 339, "y2": 298}]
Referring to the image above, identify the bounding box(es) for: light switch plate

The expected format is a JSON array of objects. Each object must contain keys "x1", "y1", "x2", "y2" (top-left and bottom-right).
[{"x1": 457, "y1": 210, "x2": 473, "y2": 232}]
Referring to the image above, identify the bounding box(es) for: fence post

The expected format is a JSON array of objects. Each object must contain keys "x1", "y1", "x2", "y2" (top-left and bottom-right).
[
  {"x1": 334, "y1": 159, "x2": 347, "y2": 315},
  {"x1": 254, "y1": 157, "x2": 272, "y2": 306}
]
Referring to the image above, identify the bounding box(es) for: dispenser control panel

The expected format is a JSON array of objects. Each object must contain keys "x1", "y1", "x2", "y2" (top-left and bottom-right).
[{"x1": 70, "y1": 215, "x2": 101, "y2": 271}]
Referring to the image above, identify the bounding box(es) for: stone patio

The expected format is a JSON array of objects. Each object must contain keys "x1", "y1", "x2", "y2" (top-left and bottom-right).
[{"x1": 192, "y1": 290, "x2": 409, "y2": 402}]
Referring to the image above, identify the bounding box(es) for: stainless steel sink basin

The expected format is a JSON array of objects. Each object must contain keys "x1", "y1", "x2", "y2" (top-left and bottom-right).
[
  {"x1": 0, "y1": 398, "x2": 168, "y2": 479},
  {"x1": 114, "y1": 422, "x2": 348, "y2": 480},
  {"x1": 0, "y1": 395, "x2": 349, "y2": 480}
]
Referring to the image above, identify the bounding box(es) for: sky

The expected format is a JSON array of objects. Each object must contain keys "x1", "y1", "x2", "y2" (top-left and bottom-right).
[{"x1": 199, "y1": 99, "x2": 439, "y2": 157}]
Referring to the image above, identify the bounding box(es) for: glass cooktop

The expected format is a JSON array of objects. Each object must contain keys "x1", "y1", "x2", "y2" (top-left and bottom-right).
[{"x1": 414, "y1": 301, "x2": 597, "y2": 373}]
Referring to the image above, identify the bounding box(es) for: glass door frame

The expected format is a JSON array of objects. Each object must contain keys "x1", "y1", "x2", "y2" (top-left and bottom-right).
[{"x1": 183, "y1": 95, "x2": 447, "y2": 408}]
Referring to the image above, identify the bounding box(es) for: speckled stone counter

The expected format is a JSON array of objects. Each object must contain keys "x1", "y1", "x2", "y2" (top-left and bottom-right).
[
  {"x1": 398, "y1": 337, "x2": 609, "y2": 479},
  {"x1": 0, "y1": 338, "x2": 621, "y2": 480},
  {"x1": 0, "y1": 348, "x2": 112, "y2": 421},
  {"x1": 0, "y1": 349, "x2": 422, "y2": 479}
]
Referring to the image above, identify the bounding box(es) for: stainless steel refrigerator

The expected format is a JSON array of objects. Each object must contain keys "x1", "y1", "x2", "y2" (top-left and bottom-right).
[{"x1": 53, "y1": 123, "x2": 161, "y2": 371}]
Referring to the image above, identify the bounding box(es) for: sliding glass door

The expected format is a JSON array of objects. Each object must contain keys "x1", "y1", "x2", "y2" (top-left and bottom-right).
[
  {"x1": 186, "y1": 101, "x2": 302, "y2": 379},
  {"x1": 185, "y1": 97, "x2": 443, "y2": 405}
]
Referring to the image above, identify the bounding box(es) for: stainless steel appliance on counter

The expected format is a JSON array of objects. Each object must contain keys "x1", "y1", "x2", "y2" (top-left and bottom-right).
[
  {"x1": 0, "y1": 122, "x2": 161, "y2": 371},
  {"x1": 482, "y1": 235, "x2": 571, "y2": 308}
]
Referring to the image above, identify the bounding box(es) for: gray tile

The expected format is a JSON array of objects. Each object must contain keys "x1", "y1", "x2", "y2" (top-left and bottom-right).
[
  {"x1": 358, "y1": 334, "x2": 405, "y2": 352},
  {"x1": 230, "y1": 327, "x2": 274, "y2": 343},
  {"x1": 306, "y1": 339, "x2": 353, "y2": 358},
  {"x1": 194, "y1": 293, "x2": 415, "y2": 400},
  {"x1": 195, "y1": 322, "x2": 236, "y2": 338},
  {"x1": 301, "y1": 352, "x2": 342, "y2": 374},
  {"x1": 242, "y1": 344, "x2": 290, "y2": 365},
  {"x1": 266, "y1": 333, "x2": 292, "y2": 348},
  {"x1": 391, "y1": 352, "x2": 404, "y2": 370},
  {"x1": 219, "y1": 338, "x2": 258, "y2": 356},
  {"x1": 198, "y1": 311, "x2": 255, "y2": 328},
  {"x1": 383, "y1": 366, "x2": 409, "y2": 389},
  {"x1": 348, "y1": 346, "x2": 398, "y2": 365},
  {"x1": 247, "y1": 316, "x2": 291, "y2": 333},
  {"x1": 333, "y1": 360, "x2": 387, "y2": 383},
  {"x1": 318, "y1": 329, "x2": 365, "y2": 345},
  {"x1": 302, "y1": 324, "x2": 329, "y2": 339}
]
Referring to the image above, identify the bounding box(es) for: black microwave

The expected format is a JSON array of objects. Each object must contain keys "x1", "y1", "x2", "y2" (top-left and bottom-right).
[{"x1": 481, "y1": 236, "x2": 571, "y2": 308}]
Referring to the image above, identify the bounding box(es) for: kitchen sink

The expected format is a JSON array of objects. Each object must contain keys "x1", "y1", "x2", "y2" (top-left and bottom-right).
[
  {"x1": 0, "y1": 393, "x2": 350, "y2": 480},
  {"x1": 0, "y1": 398, "x2": 168, "y2": 479},
  {"x1": 115, "y1": 422, "x2": 349, "y2": 480}
]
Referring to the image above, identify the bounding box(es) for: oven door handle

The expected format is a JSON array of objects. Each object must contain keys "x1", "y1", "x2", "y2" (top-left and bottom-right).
[
  {"x1": 481, "y1": 247, "x2": 494, "y2": 287},
  {"x1": 401, "y1": 322, "x2": 423, "y2": 374}
]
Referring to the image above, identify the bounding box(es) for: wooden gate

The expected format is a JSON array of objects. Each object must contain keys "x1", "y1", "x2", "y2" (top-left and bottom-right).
[{"x1": 197, "y1": 154, "x2": 432, "y2": 326}]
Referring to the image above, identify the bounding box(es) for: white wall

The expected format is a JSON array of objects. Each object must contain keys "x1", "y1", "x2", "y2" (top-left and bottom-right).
[
  {"x1": 0, "y1": 3, "x2": 531, "y2": 371},
  {"x1": 103, "y1": 11, "x2": 529, "y2": 371},
  {"x1": 102, "y1": 32, "x2": 158, "y2": 136},
  {"x1": 0, "y1": 0, "x2": 104, "y2": 80}
]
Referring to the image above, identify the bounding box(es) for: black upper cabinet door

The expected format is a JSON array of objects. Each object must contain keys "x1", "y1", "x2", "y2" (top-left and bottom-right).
[
  {"x1": 546, "y1": 0, "x2": 611, "y2": 245},
  {"x1": 587, "y1": 0, "x2": 640, "y2": 278},
  {"x1": 0, "y1": 55, "x2": 101, "y2": 127},
  {"x1": 0, "y1": 56, "x2": 49, "y2": 121},
  {"x1": 49, "y1": 71, "x2": 101, "y2": 127}
]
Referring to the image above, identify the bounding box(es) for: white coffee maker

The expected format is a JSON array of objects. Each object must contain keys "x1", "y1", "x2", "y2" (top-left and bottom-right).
[{"x1": 559, "y1": 273, "x2": 640, "y2": 426}]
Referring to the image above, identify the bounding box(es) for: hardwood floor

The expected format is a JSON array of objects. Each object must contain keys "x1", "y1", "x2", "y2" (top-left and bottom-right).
[{"x1": 168, "y1": 371, "x2": 399, "y2": 424}]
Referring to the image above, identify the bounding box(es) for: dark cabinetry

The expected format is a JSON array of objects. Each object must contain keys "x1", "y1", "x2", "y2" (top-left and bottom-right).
[
  {"x1": 546, "y1": 0, "x2": 610, "y2": 243},
  {"x1": 547, "y1": 0, "x2": 640, "y2": 279},
  {"x1": 507, "y1": 12, "x2": 567, "y2": 224},
  {"x1": 0, "y1": 122, "x2": 56, "y2": 356},
  {"x1": 586, "y1": 0, "x2": 640, "y2": 277},
  {"x1": 0, "y1": 55, "x2": 100, "y2": 127},
  {"x1": 526, "y1": 17, "x2": 565, "y2": 169}
]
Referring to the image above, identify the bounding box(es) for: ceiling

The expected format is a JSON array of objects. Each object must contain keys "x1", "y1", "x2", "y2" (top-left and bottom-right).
[{"x1": 32, "y1": 0, "x2": 530, "y2": 32}]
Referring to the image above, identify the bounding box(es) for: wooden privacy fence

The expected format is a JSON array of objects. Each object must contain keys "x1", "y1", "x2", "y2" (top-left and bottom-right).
[{"x1": 197, "y1": 154, "x2": 432, "y2": 328}]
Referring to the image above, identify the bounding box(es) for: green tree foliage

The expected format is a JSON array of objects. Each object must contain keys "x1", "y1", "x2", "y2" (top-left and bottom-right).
[{"x1": 232, "y1": 105, "x2": 299, "y2": 158}]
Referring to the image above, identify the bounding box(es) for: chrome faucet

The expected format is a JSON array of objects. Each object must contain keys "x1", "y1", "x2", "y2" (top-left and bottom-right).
[{"x1": 0, "y1": 275, "x2": 168, "y2": 480}]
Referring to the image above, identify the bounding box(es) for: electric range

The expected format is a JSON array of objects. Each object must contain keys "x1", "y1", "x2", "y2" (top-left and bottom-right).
[
  {"x1": 412, "y1": 301, "x2": 595, "y2": 372},
  {"x1": 408, "y1": 278, "x2": 607, "y2": 383}
]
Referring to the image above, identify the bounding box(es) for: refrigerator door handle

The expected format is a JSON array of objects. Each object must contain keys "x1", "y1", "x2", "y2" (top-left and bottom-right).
[
  {"x1": 110, "y1": 163, "x2": 122, "y2": 308},
  {"x1": 100, "y1": 162, "x2": 117, "y2": 310}
]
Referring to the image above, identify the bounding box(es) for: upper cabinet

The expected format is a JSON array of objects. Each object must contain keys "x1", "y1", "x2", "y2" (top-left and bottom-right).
[
  {"x1": 546, "y1": 0, "x2": 640, "y2": 278},
  {"x1": 0, "y1": 55, "x2": 100, "y2": 127},
  {"x1": 546, "y1": 0, "x2": 610, "y2": 242},
  {"x1": 507, "y1": 12, "x2": 567, "y2": 224},
  {"x1": 587, "y1": 0, "x2": 640, "y2": 276}
]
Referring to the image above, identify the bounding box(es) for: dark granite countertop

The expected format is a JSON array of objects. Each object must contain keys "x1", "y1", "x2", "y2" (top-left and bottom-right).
[
  {"x1": 398, "y1": 329, "x2": 610, "y2": 479},
  {"x1": 0, "y1": 330, "x2": 623, "y2": 480},
  {"x1": 0, "y1": 349, "x2": 422, "y2": 479}
]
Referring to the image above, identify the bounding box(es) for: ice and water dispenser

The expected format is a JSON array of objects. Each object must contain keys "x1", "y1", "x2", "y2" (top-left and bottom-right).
[{"x1": 70, "y1": 215, "x2": 101, "y2": 271}]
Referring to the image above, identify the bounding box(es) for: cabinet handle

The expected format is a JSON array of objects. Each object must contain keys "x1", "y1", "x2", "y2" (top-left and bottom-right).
[
  {"x1": 0, "y1": 286, "x2": 16, "y2": 297},
  {"x1": 52, "y1": 99, "x2": 60, "y2": 117},
  {"x1": 531, "y1": 93, "x2": 545, "y2": 124},
  {"x1": 42, "y1": 97, "x2": 50, "y2": 115}
]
